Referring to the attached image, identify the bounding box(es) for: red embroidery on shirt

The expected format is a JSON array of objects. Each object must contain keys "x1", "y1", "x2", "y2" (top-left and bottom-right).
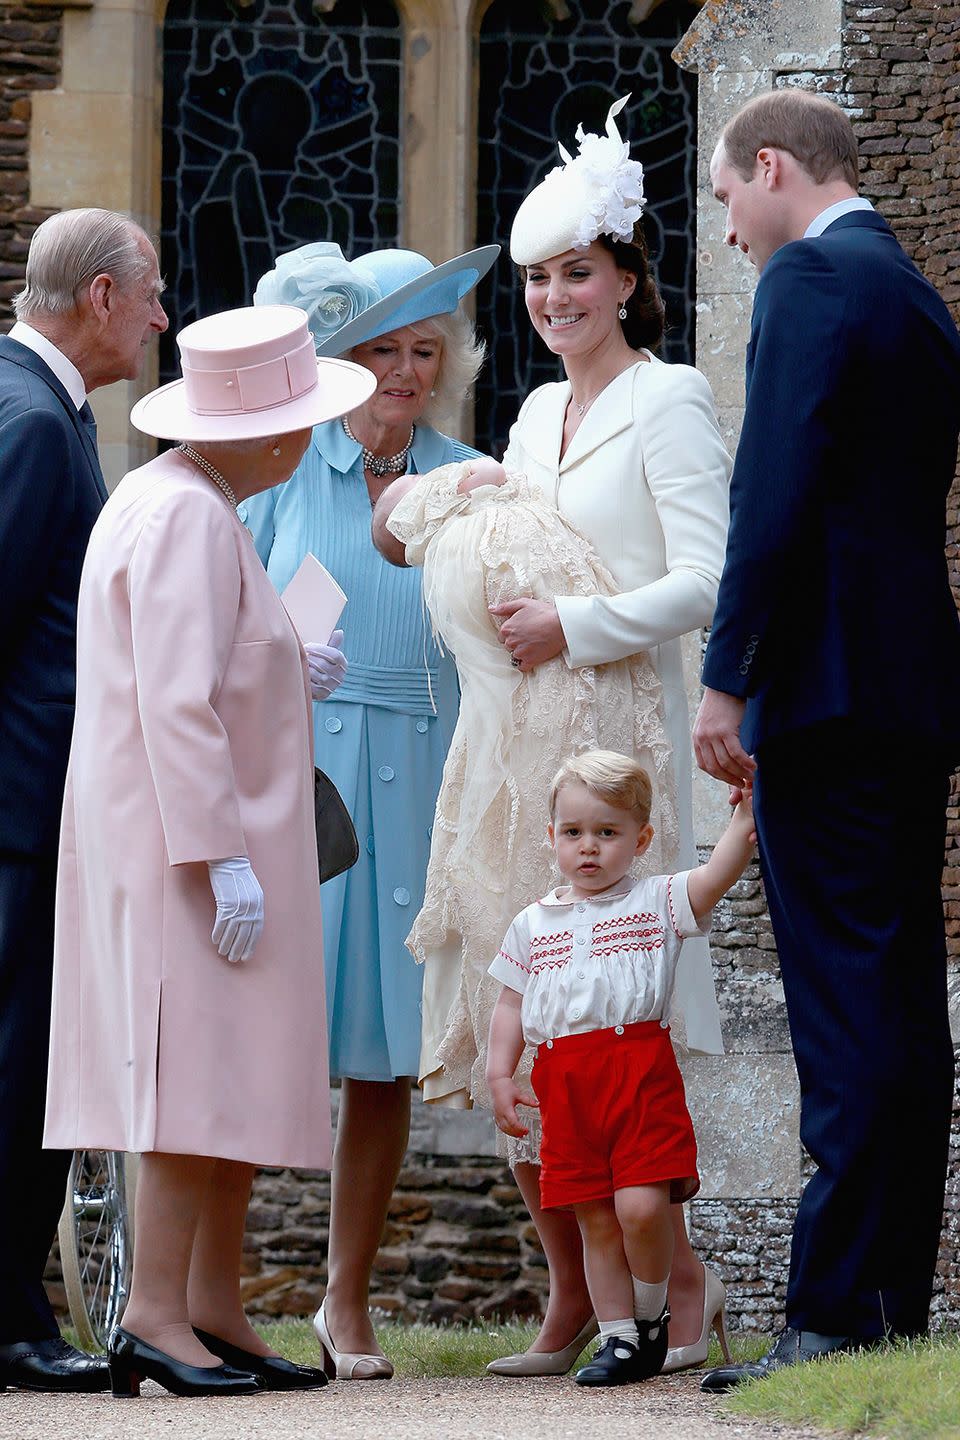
[
  {"x1": 593, "y1": 911, "x2": 661, "y2": 933},
  {"x1": 666, "y1": 875, "x2": 683, "y2": 939},
  {"x1": 529, "y1": 930, "x2": 573, "y2": 964},
  {"x1": 592, "y1": 924, "x2": 665, "y2": 958},
  {"x1": 497, "y1": 949, "x2": 530, "y2": 975}
]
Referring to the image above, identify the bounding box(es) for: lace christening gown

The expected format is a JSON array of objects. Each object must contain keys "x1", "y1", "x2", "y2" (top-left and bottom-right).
[{"x1": 387, "y1": 464, "x2": 680, "y2": 1163}]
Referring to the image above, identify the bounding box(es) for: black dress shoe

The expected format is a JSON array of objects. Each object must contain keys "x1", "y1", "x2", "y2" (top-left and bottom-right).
[
  {"x1": 108, "y1": 1326, "x2": 262, "y2": 1398},
  {"x1": 193, "y1": 1327, "x2": 328, "y2": 1390},
  {"x1": 0, "y1": 1336, "x2": 110, "y2": 1392},
  {"x1": 575, "y1": 1308, "x2": 670, "y2": 1388},
  {"x1": 701, "y1": 1327, "x2": 860, "y2": 1393}
]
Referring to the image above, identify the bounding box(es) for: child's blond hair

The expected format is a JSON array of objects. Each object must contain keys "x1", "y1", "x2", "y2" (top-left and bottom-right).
[{"x1": 549, "y1": 750, "x2": 653, "y2": 826}]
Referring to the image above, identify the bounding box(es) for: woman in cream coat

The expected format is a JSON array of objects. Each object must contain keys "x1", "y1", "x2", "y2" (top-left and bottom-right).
[
  {"x1": 44, "y1": 305, "x2": 374, "y2": 1398},
  {"x1": 485, "y1": 102, "x2": 731, "y2": 1375}
]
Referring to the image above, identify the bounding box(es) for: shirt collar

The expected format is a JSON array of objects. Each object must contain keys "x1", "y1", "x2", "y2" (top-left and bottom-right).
[
  {"x1": 312, "y1": 415, "x2": 448, "y2": 476},
  {"x1": 8, "y1": 321, "x2": 87, "y2": 409},
  {"x1": 541, "y1": 883, "x2": 635, "y2": 908},
  {"x1": 804, "y1": 196, "x2": 874, "y2": 239}
]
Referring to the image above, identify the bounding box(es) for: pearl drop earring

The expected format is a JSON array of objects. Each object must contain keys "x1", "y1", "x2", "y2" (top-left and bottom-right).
[{"x1": 272, "y1": 444, "x2": 281, "y2": 456}]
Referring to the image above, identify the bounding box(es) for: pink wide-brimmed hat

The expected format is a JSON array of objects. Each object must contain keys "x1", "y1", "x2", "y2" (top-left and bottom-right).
[{"x1": 130, "y1": 304, "x2": 376, "y2": 441}]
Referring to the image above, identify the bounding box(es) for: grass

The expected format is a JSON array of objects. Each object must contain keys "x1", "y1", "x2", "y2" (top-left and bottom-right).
[
  {"x1": 68, "y1": 1318, "x2": 960, "y2": 1436},
  {"x1": 722, "y1": 1334, "x2": 960, "y2": 1440},
  {"x1": 253, "y1": 1317, "x2": 758, "y2": 1377}
]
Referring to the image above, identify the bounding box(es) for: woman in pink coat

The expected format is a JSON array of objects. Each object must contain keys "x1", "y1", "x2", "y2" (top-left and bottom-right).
[{"x1": 44, "y1": 305, "x2": 374, "y2": 1398}]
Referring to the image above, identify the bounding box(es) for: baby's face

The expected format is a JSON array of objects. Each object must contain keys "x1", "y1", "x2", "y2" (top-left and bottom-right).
[{"x1": 457, "y1": 456, "x2": 507, "y2": 494}]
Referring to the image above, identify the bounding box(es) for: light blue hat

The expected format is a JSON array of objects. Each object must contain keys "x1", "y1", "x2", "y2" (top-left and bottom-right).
[{"x1": 254, "y1": 242, "x2": 500, "y2": 358}]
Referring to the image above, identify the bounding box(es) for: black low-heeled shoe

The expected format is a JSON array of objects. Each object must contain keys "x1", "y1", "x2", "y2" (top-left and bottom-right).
[
  {"x1": 575, "y1": 1307, "x2": 670, "y2": 1388},
  {"x1": 108, "y1": 1326, "x2": 262, "y2": 1398},
  {"x1": 193, "y1": 1327, "x2": 328, "y2": 1390}
]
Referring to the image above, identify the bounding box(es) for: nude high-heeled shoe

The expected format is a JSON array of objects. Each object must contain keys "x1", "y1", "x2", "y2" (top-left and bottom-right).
[
  {"x1": 661, "y1": 1266, "x2": 731, "y2": 1374},
  {"x1": 313, "y1": 1298, "x2": 393, "y2": 1380},
  {"x1": 485, "y1": 1317, "x2": 598, "y2": 1377}
]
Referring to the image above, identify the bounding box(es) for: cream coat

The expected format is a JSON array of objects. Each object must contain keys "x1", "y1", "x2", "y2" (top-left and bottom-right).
[
  {"x1": 44, "y1": 450, "x2": 330, "y2": 1168},
  {"x1": 503, "y1": 353, "x2": 731, "y2": 1053}
]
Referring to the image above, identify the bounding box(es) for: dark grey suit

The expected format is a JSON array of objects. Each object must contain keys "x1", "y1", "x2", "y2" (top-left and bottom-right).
[{"x1": 0, "y1": 335, "x2": 106, "y2": 1340}]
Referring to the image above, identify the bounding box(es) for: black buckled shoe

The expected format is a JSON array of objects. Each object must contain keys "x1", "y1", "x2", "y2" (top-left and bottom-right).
[
  {"x1": 0, "y1": 1337, "x2": 110, "y2": 1392},
  {"x1": 701, "y1": 1327, "x2": 860, "y2": 1393},
  {"x1": 193, "y1": 1327, "x2": 328, "y2": 1390},
  {"x1": 575, "y1": 1307, "x2": 670, "y2": 1387}
]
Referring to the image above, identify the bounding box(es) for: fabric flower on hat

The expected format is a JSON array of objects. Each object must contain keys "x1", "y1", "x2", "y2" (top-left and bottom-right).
[
  {"x1": 254, "y1": 242, "x2": 381, "y2": 349},
  {"x1": 509, "y1": 94, "x2": 647, "y2": 266},
  {"x1": 555, "y1": 96, "x2": 646, "y2": 250}
]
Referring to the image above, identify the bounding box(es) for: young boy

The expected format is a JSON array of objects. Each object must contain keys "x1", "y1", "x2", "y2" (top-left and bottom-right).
[{"x1": 486, "y1": 750, "x2": 755, "y2": 1386}]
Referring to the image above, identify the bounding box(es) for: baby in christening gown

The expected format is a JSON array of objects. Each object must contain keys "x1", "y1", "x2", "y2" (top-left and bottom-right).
[{"x1": 372, "y1": 458, "x2": 679, "y2": 1162}]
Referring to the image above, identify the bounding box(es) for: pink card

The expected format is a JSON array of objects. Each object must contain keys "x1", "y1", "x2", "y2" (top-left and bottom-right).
[{"x1": 281, "y1": 553, "x2": 347, "y2": 644}]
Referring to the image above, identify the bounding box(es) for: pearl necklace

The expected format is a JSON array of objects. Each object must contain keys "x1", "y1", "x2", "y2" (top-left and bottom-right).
[
  {"x1": 177, "y1": 443, "x2": 238, "y2": 509},
  {"x1": 341, "y1": 415, "x2": 415, "y2": 478}
]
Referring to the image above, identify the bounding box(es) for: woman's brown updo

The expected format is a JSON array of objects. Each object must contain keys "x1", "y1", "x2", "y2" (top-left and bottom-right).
[{"x1": 599, "y1": 220, "x2": 665, "y2": 352}]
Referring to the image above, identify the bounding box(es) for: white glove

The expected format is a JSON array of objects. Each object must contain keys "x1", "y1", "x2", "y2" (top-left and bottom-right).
[
  {"x1": 207, "y1": 856, "x2": 264, "y2": 963},
  {"x1": 305, "y1": 628, "x2": 347, "y2": 702}
]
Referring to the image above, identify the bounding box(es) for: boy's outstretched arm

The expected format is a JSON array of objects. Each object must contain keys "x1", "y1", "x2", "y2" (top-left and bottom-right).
[
  {"x1": 686, "y1": 793, "x2": 757, "y2": 921},
  {"x1": 486, "y1": 987, "x2": 539, "y2": 1138}
]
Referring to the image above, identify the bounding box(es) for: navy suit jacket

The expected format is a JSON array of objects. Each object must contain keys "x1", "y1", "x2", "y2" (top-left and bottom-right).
[
  {"x1": 702, "y1": 211, "x2": 960, "y2": 757},
  {"x1": 0, "y1": 337, "x2": 107, "y2": 856}
]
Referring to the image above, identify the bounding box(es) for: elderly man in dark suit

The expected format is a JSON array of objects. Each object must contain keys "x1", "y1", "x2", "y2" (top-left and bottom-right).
[
  {"x1": 694, "y1": 90, "x2": 960, "y2": 1388},
  {"x1": 0, "y1": 208, "x2": 166, "y2": 1391}
]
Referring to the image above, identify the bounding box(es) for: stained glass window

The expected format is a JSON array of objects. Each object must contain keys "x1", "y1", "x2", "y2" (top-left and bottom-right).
[
  {"x1": 474, "y1": 0, "x2": 699, "y2": 455},
  {"x1": 160, "y1": 0, "x2": 401, "y2": 383}
]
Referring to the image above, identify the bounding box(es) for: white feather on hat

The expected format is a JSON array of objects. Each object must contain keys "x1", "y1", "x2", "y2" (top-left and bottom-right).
[{"x1": 510, "y1": 96, "x2": 647, "y2": 267}]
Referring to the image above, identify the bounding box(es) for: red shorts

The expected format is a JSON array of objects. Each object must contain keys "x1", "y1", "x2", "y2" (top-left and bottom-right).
[{"x1": 532, "y1": 1020, "x2": 700, "y2": 1211}]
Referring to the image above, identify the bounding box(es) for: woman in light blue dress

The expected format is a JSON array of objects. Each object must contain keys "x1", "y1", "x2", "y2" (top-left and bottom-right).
[{"x1": 242, "y1": 241, "x2": 497, "y2": 1379}]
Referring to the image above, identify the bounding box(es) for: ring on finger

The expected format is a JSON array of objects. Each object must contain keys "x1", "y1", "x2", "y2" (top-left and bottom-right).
[{"x1": 510, "y1": 656, "x2": 521, "y2": 668}]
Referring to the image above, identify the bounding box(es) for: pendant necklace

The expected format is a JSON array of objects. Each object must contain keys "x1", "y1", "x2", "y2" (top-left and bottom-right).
[
  {"x1": 177, "y1": 443, "x2": 238, "y2": 508},
  {"x1": 342, "y1": 415, "x2": 415, "y2": 479}
]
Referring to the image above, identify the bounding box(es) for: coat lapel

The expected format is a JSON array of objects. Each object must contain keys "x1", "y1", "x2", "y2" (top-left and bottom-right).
[
  {"x1": 0, "y1": 336, "x2": 108, "y2": 501},
  {"x1": 558, "y1": 357, "x2": 646, "y2": 471}
]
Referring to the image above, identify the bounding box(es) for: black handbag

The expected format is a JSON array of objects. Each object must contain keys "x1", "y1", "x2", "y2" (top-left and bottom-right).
[{"x1": 314, "y1": 766, "x2": 359, "y2": 884}]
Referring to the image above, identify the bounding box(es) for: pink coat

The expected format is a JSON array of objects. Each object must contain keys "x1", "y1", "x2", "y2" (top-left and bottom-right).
[{"x1": 44, "y1": 449, "x2": 330, "y2": 1168}]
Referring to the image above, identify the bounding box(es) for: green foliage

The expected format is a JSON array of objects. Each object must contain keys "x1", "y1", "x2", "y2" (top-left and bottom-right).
[{"x1": 723, "y1": 1335, "x2": 960, "y2": 1440}]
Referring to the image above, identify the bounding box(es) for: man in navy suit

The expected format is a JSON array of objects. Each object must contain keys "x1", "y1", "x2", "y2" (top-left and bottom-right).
[
  {"x1": 0, "y1": 209, "x2": 166, "y2": 1390},
  {"x1": 694, "y1": 91, "x2": 960, "y2": 1388}
]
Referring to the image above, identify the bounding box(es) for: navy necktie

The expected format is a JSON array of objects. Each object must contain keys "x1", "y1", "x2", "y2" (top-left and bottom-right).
[{"x1": 79, "y1": 400, "x2": 96, "y2": 434}]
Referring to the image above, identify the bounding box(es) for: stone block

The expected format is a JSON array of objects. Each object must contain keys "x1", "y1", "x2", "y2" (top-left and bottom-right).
[
  {"x1": 713, "y1": 975, "x2": 793, "y2": 1053},
  {"x1": 408, "y1": 1092, "x2": 499, "y2": 1158},
  {"x1": 693, "y1": 291, "x2": 752, "y2": 411},
  {"x1": 679, "y1": 1053, "x2": 801, "y2": 1198},
  {"x1": 676, "y1": 0, "x2": 843, "y2": 76},
  {"x1": 61, "y1": 5, "x2": 154, "y2": 100}
]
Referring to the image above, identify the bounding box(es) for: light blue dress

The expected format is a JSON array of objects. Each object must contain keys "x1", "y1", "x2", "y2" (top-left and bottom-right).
[{"x1": 240, "y1": 419, "x2": 475, "y2": 1081}]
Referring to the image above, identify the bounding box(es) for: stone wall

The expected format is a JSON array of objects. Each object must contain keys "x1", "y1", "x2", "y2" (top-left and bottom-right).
[{"x1": 0, "y1": 1, "x2": 59, "y2": 327}]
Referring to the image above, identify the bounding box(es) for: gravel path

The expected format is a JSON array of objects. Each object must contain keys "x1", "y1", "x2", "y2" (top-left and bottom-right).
[{"x1": 1, "y1": 1372, "x2": 828, "y2": 1440}]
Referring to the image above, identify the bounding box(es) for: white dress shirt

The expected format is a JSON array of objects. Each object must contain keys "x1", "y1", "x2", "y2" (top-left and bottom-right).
[
  {"x1": 488, "y1": 871, "x2": 711, "y2": 1047},
  {"x1": 804, "y1": 197, "x2": 875, "y2": 239},
  {"x1": 8, "y1": 320, "x2": 86, "y2": 410}
]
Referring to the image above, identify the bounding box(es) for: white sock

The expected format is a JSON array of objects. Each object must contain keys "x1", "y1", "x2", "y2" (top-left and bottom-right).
[
  {"x1": 598, "y1": 1317, "x2": 639, "y2": 1346},
  {"x1": 632, "y1": 1276, "x2": 669, "y2": 1322}
]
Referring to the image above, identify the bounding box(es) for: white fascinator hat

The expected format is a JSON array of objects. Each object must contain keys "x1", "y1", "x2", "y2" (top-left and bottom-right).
[{"x1": 510, "y1": 95, "x2": 647, "y2": 267}]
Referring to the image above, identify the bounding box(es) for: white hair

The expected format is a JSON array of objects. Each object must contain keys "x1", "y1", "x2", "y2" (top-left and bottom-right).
[
  {"x1": 409, "y1": 308, "x2": 486, "y2": 427},
  {"x1": 14, "y1": 209, "x2": 151, "y2": 320}
]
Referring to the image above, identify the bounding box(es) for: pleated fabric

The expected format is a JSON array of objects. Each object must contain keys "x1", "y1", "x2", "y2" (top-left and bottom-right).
[{"x1": 241, "y1": 419, "x2": 471, "y2": 1079}]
